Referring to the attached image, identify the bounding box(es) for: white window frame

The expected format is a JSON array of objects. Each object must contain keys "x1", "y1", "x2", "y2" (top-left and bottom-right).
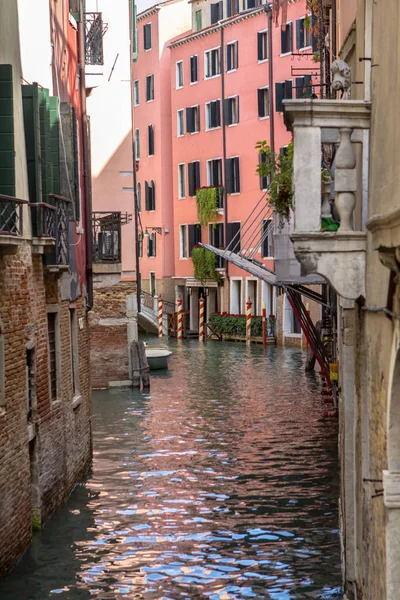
[
  {"x1": 179, "y1": 224, "x2": 188, "y2": 258},
  {"x1": 137, "y1": 182, "x2": 142, "y2": 212},
  {"x1": 47, "y1": 306, "x2": 61, "y2": 403},
  {"x1": 280, "y1": 21, "x2": 293, "y2": 57},
  {"x1": 283, "y1": 293, "x2": 302, "y2": 337},
  {"x1": 230, "y1": 277, "x2": 243, "y2": 315},
  {"x1": 176, "y1": 60, "x2": 184, "y2": 89},
  {"x1": 205, "y1": 98, "x2": 221, "y2": 131},
  {"x1": 245, "y1": 278, "x2": 258, "y2": 315},
  {"x1": 227, "y1": 155, "x2": 240, "y2": 194},
  {"x1": 134, "y1": 80, "x2": 139, "y2": 105},
  {"x1": 150, "y1": 271, "x2": 156, "y2": 294},
  {"x1": 299, "y1": 15, "x2": 312, "y2": 50},
  {"x1": 226, "y1": 95, "x2": 239, "y2": 126},
  {"x1": 206, "y1": 157, "x2": 223, "y2": 187},
  {"x1": 177, "y1": 109, "x2": 184, "y2": 137},
  {"x1": 258, "y1": 29, "x2": 268, "y2": 63},
  {"x1": 146, "y1": 74, "x2": 154, "y2": 102},
  {"x1": 226, "y1": 40, "x2": 238, "y2": 72},
  {"x1": 204, "y1": 46, "x2": 221, "y2": 79},
  {"x1": 261, "y1": 217, "x2": 273, "y2": 257},
  {"x1": 258, "y1": 86, "x2": 270, "y2": 119},
  {"x1": 134, "y1": 129, "x2": 140, "y2": 159},
  {"x1": 143, "y1": 22, "x2": 152, "y2": 51},
  {"x1": 190, "y1": 54, "x2": 198, "y2": 84},
  {"x1": 178, "y1": 163, "x2": 186, "y2": 199},
  {"x1": 148, "y1": 124, "x2": 154, "y2": 157}
]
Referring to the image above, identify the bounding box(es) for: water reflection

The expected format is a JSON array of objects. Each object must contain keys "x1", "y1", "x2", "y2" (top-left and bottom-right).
[{"x1": 0, "y1": 342, "x2": 342, "y2": 599}]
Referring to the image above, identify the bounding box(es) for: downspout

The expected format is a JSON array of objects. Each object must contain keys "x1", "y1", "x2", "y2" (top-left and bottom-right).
[
  {"x1": 331, "y1": 0, "x2": 337, "y2": 60},
  {"x1": 78, "y1": 0, "x2": 93, "y2": 311},
  {"x1": 266, "y1": 4, "x2": 275, "y2": 154},
  {"x1": 219, "y1": 22, "x2": 229, "y2": 278}
]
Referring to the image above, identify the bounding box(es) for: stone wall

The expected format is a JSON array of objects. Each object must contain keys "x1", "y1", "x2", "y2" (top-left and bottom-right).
[{"x1": 0, "y1": 243, "x2": 92, "y2": 575}]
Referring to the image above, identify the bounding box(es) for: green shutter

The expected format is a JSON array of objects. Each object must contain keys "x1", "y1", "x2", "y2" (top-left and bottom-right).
[
  {"x1": 49, "y1": 96, "x2": 60, "y2": 195},
  {"x1": 22, "y1": 83, "x2": 42, "y2": 205},
  {"x1": 132, "y1": 1, "x2": 138, "y2": 61},
  {"x1": 0, "y1": 64, "x2": 15, "y2": 197},
  {"x1": 38, "y1": 88, "x2": 53, "y2": 205}
]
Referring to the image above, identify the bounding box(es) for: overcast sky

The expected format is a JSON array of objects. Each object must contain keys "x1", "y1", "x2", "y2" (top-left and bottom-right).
[{"x1": 136, "y1": 0, "x2": 159, "y2": 14}]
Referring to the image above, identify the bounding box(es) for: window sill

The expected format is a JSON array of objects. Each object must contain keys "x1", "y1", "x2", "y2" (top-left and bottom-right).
[
  {"x1": 176, "y1": 86, "x2": 184, "y2": 90},
  {"x1": 178, "y1": 196, "x2": 186, "y2": 200},
  {"x1": 229, "y1": 192, "x2": 241, "y2": 196},
  {"x1": 146, "y1": 99, "x2": 154, "y2": 104},
  {"x1": 204, "y1": 74, "x2": 221, "y2": 81},
  {"x1": 148, "y1": 256, "x2": 156, "y2": 259},
  {"x1": 227, "y1": 123, "x2": 238, "y2": 127},
  {"x1": 259, "y1": 115, "x2": 270, "y2": 121},
  {"x1": 284, "y1": 333, "x2": 302, "y2": 338},
  {"x1": 148, "y1": 154, "x2": 154, "y2": 158},
  {"x1": 190, "y1": 81, "x2": 198, "y2": 86},
  {"x1": 72, "y1": 395, "x2": 82, "y2": 410},
  {"x1": 299, "y1": 45, "x2": 312, "y2": 51},
  {"x1": 205, "y1": 126, "x2": 221, "y2": 132},
  {"x1": 180, "y1": 257, "x2": 189, "y2": 260},
  {"x1": 177, "y1": 133, "x2": 184, "y2": 138},
  {"x1": 257, "y1": 59, "x2": 268, "y2": 64},
  {"x1": 280, "y1": 52, "x2": 292, "y2": 57},
  {"x1": 190, "y1": 131, "x2": 200, "y2": 135},
  {"x1": 145, "y1": 48, "x2": 152, "y2": 52},
  {"x1": 226, "y1": 68, "x2": 237, "y2": 74},
  {"x1": 134, "y1": 103, "x2": 139, "y2": 107}
]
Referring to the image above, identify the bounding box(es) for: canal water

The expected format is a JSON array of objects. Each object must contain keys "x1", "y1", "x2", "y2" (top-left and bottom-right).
[{"x1": 0, "y1": 341, "x2": 342, "y2": 600}]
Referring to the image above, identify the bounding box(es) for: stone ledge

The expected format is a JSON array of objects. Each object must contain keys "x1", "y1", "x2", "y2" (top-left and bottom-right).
[
  {"x1": 283, "y1": 99, "x2": 371, "y2": 131},
  {"x1": 93, "y1": 262, "x2": 122, "y2": 274},
  {"x1": 383, "y1": 470, "x2": 400, "y2": 508},
  {"x1": 32, "y1": 237, "x2": 55, "y2": 254},
  {"x1": 71, "y1": 395, "x2": 82, "y2": 410},
  {"x1": 367, "y1": 207, "x2": 400, "y2": 251}
]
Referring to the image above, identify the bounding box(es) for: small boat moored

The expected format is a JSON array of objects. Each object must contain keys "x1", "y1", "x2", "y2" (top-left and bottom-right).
[{"x1": 145, "y1": 347, "x2": 172, "y2": 370}]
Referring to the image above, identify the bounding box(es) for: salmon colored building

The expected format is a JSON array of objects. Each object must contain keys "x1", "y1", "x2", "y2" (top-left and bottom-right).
[{"x1": 136, "y1": 0, "x2": 319, "y2": 332}]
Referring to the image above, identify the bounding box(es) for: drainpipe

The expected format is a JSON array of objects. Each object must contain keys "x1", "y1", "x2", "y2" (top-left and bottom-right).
[
  {"x1": 219, "y1": 22, "x2": 229, "y2": 279},
  {"x1": 331, "y1": 0, "x2": 337, "y2": 60},
  {"x1": 78, "y1": 0, "x2": 93, "y2": 311},
  {"x1": 266, "y1": 4, "x2": 275, "y2": 155}
]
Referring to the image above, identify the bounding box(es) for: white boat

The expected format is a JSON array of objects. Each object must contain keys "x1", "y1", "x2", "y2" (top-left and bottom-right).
[{"x1": 145, "y1": 348, "x2": 172, "y2": 370}]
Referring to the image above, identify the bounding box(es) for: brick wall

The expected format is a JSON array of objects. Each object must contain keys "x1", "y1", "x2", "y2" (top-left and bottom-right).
[{"x1": 0, "y1": 243, "x2": 92, "y2": 575}]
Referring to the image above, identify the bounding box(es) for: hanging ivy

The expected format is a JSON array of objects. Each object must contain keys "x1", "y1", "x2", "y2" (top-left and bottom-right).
[
  {"x1": 256, "y1": 140, "x2": 294, "y2": 227},
  {"x1": 195, "y1": 186, "x2": 220, "y2": 227},
  {"x1": 191, "y1": 246, "x2": 218, "y2": 284}
]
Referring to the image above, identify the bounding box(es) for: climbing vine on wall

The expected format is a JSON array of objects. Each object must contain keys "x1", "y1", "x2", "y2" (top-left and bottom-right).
[
  {"x1": 191, "y1": 246, "x2": 218, "y2": 284},
  {"x1": 195, "y1": 186, "x2": 220, "y2": 227}
]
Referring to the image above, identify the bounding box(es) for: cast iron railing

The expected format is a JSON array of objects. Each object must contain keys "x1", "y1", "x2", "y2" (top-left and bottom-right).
[
  {"x1": 30, "y1": 202, "x2": 56, "y2": 238},
  {"x1": 47, "y1": 194, "x2": 72, "y2": 266},
  {"x1": 0, "y1": 195, "x2": 27, "y2": 237},
  {"x1": 85, "y1": 12, "x2": 108, "y2": 66},
  {"x1": 92, "y1": 211, "x2": 122, "y2": 263}
]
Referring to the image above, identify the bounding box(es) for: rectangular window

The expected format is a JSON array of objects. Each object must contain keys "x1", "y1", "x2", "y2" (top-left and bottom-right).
[
  {"x1": 190, "y1": 55, "x2": 198, "y2": 83},
  {"x1": 150, "y1": 272, "x2": 156, "y2": 294},
  {"x1": 177, "y1": 109, "x2": 184, "y2": 136},
  {"x1": 146, "y1": 74, "x2": 154, "y2": 101},
  {"x1": 281, "y1": 22, "x2": 293, "y2": 54},
  {"x1": 134, "y1": 80, "x2": 139, "y2": 105},
  {"x1": 226, "y1": 41, "x2": 238, "y2": 71},
  {"x1": 207, "y1": 159, "x2": 222, "y2": 187},
  {"x1": 47, "y1": 312, "x2": 58, "y2": 402},
  {"x1": 188, "y1": 161, "x2": 201, "y2": 196},
  {"x1": 295, "y1": 74, "x2": 312, "y2": 98},
  {"x1": 257, "y1": 30, "x2": 268, "y2": 61},
  {"x1": 188, "y1": 223, "x2": 202, "y2": 254},
  {"x1": 210, "y1": 1, "x2": 223, "y2": 24},
  {"x1": 275, "y1": 80, "x2": 292, "y2": 112},
  {"x1": 224, "y1": 96, "x2": 239, "y2": 125},
  {"x1": 257, "y1": 87, "x2": 269, "y2": 118},
  {"x1": 26, "y1": 348, "x2": 35, "y2": 422},
  {"x1": 209, "y1": 222, "x2": 224, "y2": 267},
  {"x1": 148, "y1": 233, "x2": 156, "y2": 257},
  {"x1": 176, "y1": 61, "x2": 184, "y2": 88},
  {"x1": 226, "y1": 0, "x2": 239, "y2": 17},
  {"x1": 205, "y1": 48, "x2": 221, "y2": 78},
  {"x1": 180, "y1": 224, "x2": 188, "y2": 258},
  {"x1": 138, "y1": 232, "x2": 143, "y2": 257},
  {"x1": 296, "y1": 17, "x2": 312, "y2": 49},
  {"x1": 145, "y1": 180, "x2": 156, "y2": 210},
  {"x1": 206, "y1": 99, "x2": 221, "y2": 130},
  {"x1": 195, "y1": 10, "x2": 202, "y2": 31},
  {"x1": 226, "y1": 157, "x2": 240, "y2": 194},
  {"x1": 148, "y1": 124, "x2": 154, "y2": 156},
  {"x1": 226, "y1": 221, "x2": 241, "y2": 251},
  {"x1": 70, "y1": 308, "x2": 79, "y2": 397},
  {"x1": 178, "y1": 164, "x2": 186, "y2": 198},
  {"x1": 186, "y1": 105, "x2": 200, "y2": 134},
  {"x1": 262, "y1": 218, "x2": 273, "y2": 257},
  {"x1": 259, "y1": 153, "x2": 270, "y2": 190},
  {"x1": 143, "y1": 23, "x2": 152, "y2": 50}
]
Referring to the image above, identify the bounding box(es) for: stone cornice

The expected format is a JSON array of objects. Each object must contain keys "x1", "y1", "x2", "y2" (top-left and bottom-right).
[
  {"x1": 367, "y1": 208, "x2": 400, "y2": 251},
  {"x1": 283, "y1": 99, "x2": 371, "y2": 131}
]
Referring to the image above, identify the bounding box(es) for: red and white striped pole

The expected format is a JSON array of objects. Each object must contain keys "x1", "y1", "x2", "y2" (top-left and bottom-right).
[
  {"x1": 199, "y1": 295, "x2": 205, "y2": 343},
  {"x1": 158, "y1": 296, "x2": 163, "y2": 338},
  {"x1": 177, "y1": 296, "x2": 183, "y2": 341},
  {"x1": 262, "y1": 302, "x2": 267, "y2": 347},
  {"x1": 246, "y1": 298, "x2": 252, "y2": 346}
]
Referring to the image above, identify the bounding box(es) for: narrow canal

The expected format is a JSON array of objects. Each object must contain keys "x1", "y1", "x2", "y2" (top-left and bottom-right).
[{"x1": 0, "y1": 341, "x2": 342, "y2": 599}]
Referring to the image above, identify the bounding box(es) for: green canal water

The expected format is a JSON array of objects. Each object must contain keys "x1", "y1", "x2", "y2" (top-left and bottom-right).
[{"x1": 0, "y1": 341, "x2": 342, "y2": 599}]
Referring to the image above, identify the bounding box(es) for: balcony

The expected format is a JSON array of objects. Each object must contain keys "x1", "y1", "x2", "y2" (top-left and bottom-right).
[
  {"x1": 85, "y1": 12, "x2": 108, "y2": 88},
  {"x1": 0, "y1": 195, "x2": 27, "y2": 248},
  {"x1": 92, "y1": 212, "x2": 122, "y2": 272},
  {"x1": 44, "y1": 195, "x2": 72, "y2": 268},
  {"x1": 283, "y1": 99, "x2": 371, "y2": 300}
]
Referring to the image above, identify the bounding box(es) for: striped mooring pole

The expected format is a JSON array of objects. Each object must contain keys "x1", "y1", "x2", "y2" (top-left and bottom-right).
[
  {"x1": 262, "y1": 302, "x2": 267, "y2": 347},
  {"x1": 246, "y1": 298, "x2": 252, "y2": 346},
  {"x1": 177, "y1": 296, "x2": 183, "y2": 341},
  {"x1": 199, "y1": 295, "x2": 205, "y2": 343},
  {"x1": 158, "y1": 296, "x2": 163, "y2": 338}
]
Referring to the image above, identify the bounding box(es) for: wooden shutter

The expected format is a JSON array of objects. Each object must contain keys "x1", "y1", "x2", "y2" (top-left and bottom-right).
[
  {"x1": 281, "y1": 27, "x2": 286, "y2": 53},
  {"x1": 296, "y1": 19, "x2": 302, "y2": 49},
  {"x1": 296, "y1": 77, "x2": 305, "y2": 99},
  {"x1": 151, "y1": 181, "x2": 155, "y2": 209},
  {"x1": 215, "y1": 100, "x2": 221, "y2": 127},
  {"x1": 71, "y1": 105, "x2": 80, "y2": 219},
  {"x1": 148, "y1": 125, "x2": 154, "y2": 155},
  {"x1": 188, "y1": 224, "x2": 196, "y2": 254},
  {"x1": 0, "y1": 65, "x2": 15, "y2": 197},
  {"x1": 226, "y1": 222, "x2": 240, "y2": 251},
  {"x1": 195, "y1": 161, "x2": 200, "y2": 190},
  {"x1": 218, "y1": 1, "x2": 223, "y2": 18},
  {"x1": 188, "y1": 163, "x2": 195, "y2": 197},
  {"x1": 145, "y1": 181, "x2": 149, "y2": 210},
  {"x1": 22, "y1": 83, "x2": 41, "y2": 204},
  {"x1": 247, "y1": 0, "x2": 255, "y2": 7},
  {"x1": 195, "y1": 224, "x2": 202, "y2": 245},
  {"x1": 257, "y1": 32, "x2": 263, "y2": 61},
  {"x1": 211, "y1": 3, "x2": 217, "y2": 24},
  {"x1": 225, "y1": 158, "x2": 233, "y2": 194},
  {"x1": 49, "y1": 96, "x2": 60, "y2": 195},
  {"x1": 234, "y1": 157, "x2": 240, "y2": 193},
  {"x1": 258, "y1": 88, "x2": 265, "y2": 117},
  {"x1": 288, "y1": 22, "x2": 293, "y2": 52},
  {"x1": 153, "y1": 233, "x2": 156, "y2": 256},
  {"x1": 236, "y1": 96, "x2": 240, "y2": 122},
  {"x1": 223, "y1": 98, "x2": 230, "y2": 126},
  {"x1": 234, "y1": 0, "x2": 239, "y2": 13},
  {"x1": 275, "y1": 82, "x2": 284, "y2": 112},
  {"x1": 186, "y1": 107, "x2": 195, "y2": 133},
  {"x1": 190, "y1": 56, "x2": 198, "y2": 83},
  {"x1": 284, "y1": 80, "x2": 293, "y2": 100},
  {"x1": 304, "y1": 74, "x2": 312, "y2": 97},
  {"x1": 132, "y1": 2, "x2": 138, "y2": 60},
  {"x1": 311, "y1": 13, "x2": 318, "y2": 51},
  {"x1": 262, "y1": 219, "x2": 269, "y2": 257},
  {"x1": 227, "y1": 45, "x2": 232, "y2": 71},
  {"x1": 226, "y1": 0, "x2": 232, "y2": 18}
]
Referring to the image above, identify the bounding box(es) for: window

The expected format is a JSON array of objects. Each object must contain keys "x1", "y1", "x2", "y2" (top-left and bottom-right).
[
  {"x1": 47, "y1": 312, "x2": 58, "y2": 402},
  {"x1": 137, "y1": 182, "x2": 142, "y2": 212},
  {"x1": 195, "y1": 10, "x2": 202, "y2": 31},
  {"x1": 281, "y1": 22, "x2": 293, "y2": 54},
  {"x1": 176, "y1": 61, "x2": 183, "y2": 88},
  {"x1": 148, "y1": 124, "x2": 154, "y2": 156},
  {"x1": 186, "y1": 105, "x2": 200, "y2": 133},
  {"x1": 146, "y1": 74, "x2": 154, "y2": 101},
  {"x1": 178, "y1": 163, "x2": 186, "y2": 198},
  {"x1": 207, "y1": 158, "x2": 222, "y2": 187},
  {"x1": 143, "y1": 23, "x2": 152, "y2": 50},
  {"x1": 226, "y1": 221, "x2": 241, "y2": 251},
  {"x1": 26, "y1": 348, "x2": 35, "y2": 422},
  {"x1": 295, "y1": 74, "x2": 312, "y2": 98},
  {"x1": 188, "y1": 223, "x2": 202, "y2": 254},
  {"x1": 262, "y1": 218, "x2": 273, "y2": 257},
  {"x1": 296, "y1": 17, "x2": 312, "y2": 49},
  {"x1": 148, "y1": 234, "x2": 156, "y2": 257},
  {"x1": 225, "y1": 96, "x2": 239, "y2": 125},
  {"x1": 134, "y1": 80, "x2": 139, "y2": 105},
  {"x1": 145, "y1": 180, "x2": 155, "y2": 210},
  {"x1": 210, "y1": 1, "x2": 223, "y2": 24},
  {"x1": 150, "y1": 272, "x2": 156, "y2": 295},
  {"x1": 180, "y1": 224, "x2": 188, "y2": 258},
  {"x1": 226, "y1": 41, "x2": 238, "y2": 71},
  {"x1": 134, "y1": 129, "x2": 140, "y2": 159},
  {"x1": 257, "y1": 87, "x2": 269, "y2": 118},
  {"x1": 206, "y1": 99, "x2": 221, "y2": 130},
  {"x1": 226, "y1": 157, "x2": 240, "y2": 194},
  {"x1": 138, "y1": 232, "x2": 143, "y2": 258},
  {"x1": 177, "y1": 109, "x2": 184, "y2": 136},
  {"x1": 257, "y1": 30, "x2": 268, "y2": 61},
  {"x1": 205, "y1": 48, "x2": 221, "y2": 78},
  {"x1": 188, "y1": 161, "x2": 201, "y2": 196},
  {"x1": 275, "y1": 80, "x2": 292, "y2": 112},
  {"x1": 209, "y1": 222, "x2": 224, "y2": 267},
  {"x1": 70, "y1": 308, "x2": 79, "y2": 397},
  {"x1": 259, "y1": 153, "x2": 270, "y2": 190},
  {"x1": 190, "y1": 55, "x2": 198, "y2": 83},
  {"x1": 226, "y1": 0, "x2": 239, "y2": 17},
  {"x1": 246, "y1": 0, "x2": 262, "y2": 8}
]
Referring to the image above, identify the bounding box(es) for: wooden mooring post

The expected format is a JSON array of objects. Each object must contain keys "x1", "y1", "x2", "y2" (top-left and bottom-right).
[{"x1": 130, "y1": 341, "x2": 150, "y2": 389}]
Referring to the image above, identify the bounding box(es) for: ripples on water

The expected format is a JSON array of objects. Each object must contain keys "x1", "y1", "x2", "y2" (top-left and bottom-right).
[{"x1": 0, "y1": 341, "x2": 342, "y2": 599}]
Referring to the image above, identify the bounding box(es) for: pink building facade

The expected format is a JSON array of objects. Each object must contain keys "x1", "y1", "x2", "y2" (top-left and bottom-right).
[{"x1": 136, "y1": 0, "x2": 318, "y2": 332}]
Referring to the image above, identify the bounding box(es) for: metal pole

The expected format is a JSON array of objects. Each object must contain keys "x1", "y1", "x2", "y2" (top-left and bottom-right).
[
  {"x1": 158, "y1": 296, "x2": 163, "y2": 338},
  {"x1": 177, "y1": 297, "x2": 183, "y2": 341},
  {"x1": 246, "y1": 299, "x2": 252, "y2": 346},
  {"x1": 267, "y1": 6, "x2": 275, "y2": 155},
  {"x1": 220, "y1": 24, "x2": 229, "y2": 278},
  {"x1": 199, "y1": 295, "x2": 205, "y2": 343},
  {"x1": 262, "y1": 302, "x2": 267, "y2": 346}
]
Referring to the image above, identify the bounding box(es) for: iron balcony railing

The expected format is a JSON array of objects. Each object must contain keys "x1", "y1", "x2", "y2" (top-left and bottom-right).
[
  {"x1": 85, "y1": 12, "x2": 108, "y2": 66},
  {"x1": 30, "y1": 202, "x2": 56, "y2": 239},
  {"x1": 0, "y1": 195, "x2": 27, "y2": 237},
  {"x1": 47, "y1": 195, "x2": 72, "y2": 266},
  {"x1": 92, "y1": 211, "x2": 122, "y2": 263}
]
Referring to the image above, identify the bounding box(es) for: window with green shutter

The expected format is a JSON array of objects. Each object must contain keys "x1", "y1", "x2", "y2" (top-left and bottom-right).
[
  {"x1": 0, "y1": 64, "x2": 15, "y2": 197},
  {"x1": 22, "y1": 84, "x2": 42, "y2": 205}
]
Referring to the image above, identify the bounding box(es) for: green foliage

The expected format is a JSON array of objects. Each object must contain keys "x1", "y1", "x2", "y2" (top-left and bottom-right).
[
  {"x1": 191, "y1": 246, "x2": 218, "y2": 284},
  {"x1": 195, "y1": 186, "x2": 220, "y2": 227},
  {"x1": 208, "y1": 313, "x2": 263, "y2": 337},
  {"x1": 256, "y1": 141, "x2": 294, "y2": 227}
]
